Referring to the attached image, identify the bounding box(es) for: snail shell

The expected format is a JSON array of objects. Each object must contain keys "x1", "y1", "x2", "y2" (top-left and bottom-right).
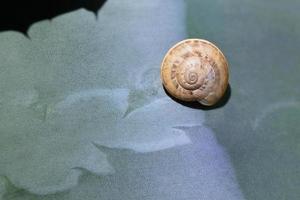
[{"x1": 161, "y1": 39, "x2": 229, "y2": 106}]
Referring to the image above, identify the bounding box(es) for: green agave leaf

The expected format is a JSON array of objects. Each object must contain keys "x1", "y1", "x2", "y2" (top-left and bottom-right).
[
  {"x1": 1, "y1": 127, "x2": 246, "y2": 200},
  {"x1": 0, "y1": 0, "x2": 257, "y2": 199},
  {"x1": 1, "y1": 0, "x2": 230, "y2": 198},
  {"x1": 0, "y1": 0, "x2": 188, "y2": 195},
  {"x1": 0, "y1": 177, "x2": 5, "y2": 200},
  {"x1": 187, "y1": 0, "x2": 300, "y2": 199}
]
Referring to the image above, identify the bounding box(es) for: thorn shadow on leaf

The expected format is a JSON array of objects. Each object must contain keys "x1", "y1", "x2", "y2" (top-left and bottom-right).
[
  {"x1": 163, "y1": 84, "x2": 231, "y2": 110},
  {"x1": 0, "y1": 0, "x2": 107, "y2": 34}
]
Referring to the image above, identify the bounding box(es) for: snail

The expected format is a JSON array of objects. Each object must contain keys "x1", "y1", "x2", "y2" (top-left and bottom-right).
[{"x1": 160, "y1": 39, "x2": 229, "y2": 106}]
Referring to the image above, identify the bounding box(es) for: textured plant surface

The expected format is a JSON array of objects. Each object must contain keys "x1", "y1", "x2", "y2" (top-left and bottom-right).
[
  {"x1": 1, "y1": 0, "x2": 299, "y2": 199},
  {"x1": 187, "y1": 0, "x2": 300, "y2": 199},
  {"x1": 0, "y1": 0, "x2": 245, "y2": 199}
]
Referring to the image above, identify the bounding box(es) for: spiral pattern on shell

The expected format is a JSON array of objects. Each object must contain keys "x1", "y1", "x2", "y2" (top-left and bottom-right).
[
  {"x1": 161, "y1": 39, "x2": 229, "y2": 106},
  {"x1": 186, "y1": 72, "x2": 197, "y2": 84}
]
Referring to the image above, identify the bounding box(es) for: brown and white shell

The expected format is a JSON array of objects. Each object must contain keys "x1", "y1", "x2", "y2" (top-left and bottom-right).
[{"x1": 160, "y1": 39, "x2": 229, "y2": 106}]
